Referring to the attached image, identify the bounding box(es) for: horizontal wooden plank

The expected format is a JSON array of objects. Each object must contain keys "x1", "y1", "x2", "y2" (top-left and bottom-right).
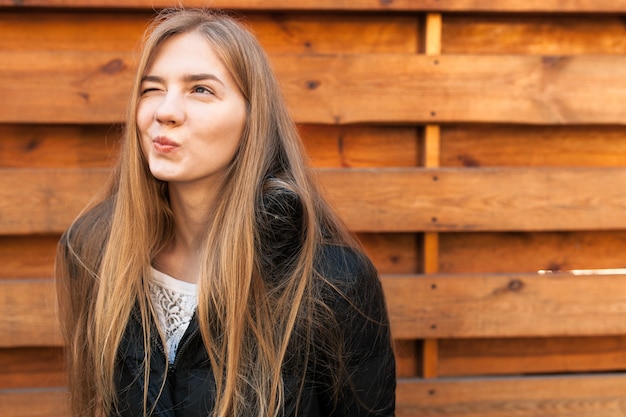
[
  {"x1": 0, "y1": 236, "x2": 58, "y2": 280},
  {"x1": 443, "y1": 15, "x2": 626, "y2": 55},
  {"x1": 2, "y1": 0, "x2": 626, "y2": 13},
  {"x1": 0, "y1": 280, "x2": 61, "y2": 347},
  {"x1": 4, "y1": 167, "x2": 626, "y2": 234},
  {"x1": 441, "y1": 125, "x2": 626, "y2": 168},
  {"x1": 0, "y1": 125, "x2": 119, "y2": 169},
  {"x1": 0, "y1": 168, "x2": 110, "y2": 235},
  {"x1": 278, "y1": 54, "x2": 626, "y2": 125},
  {"x1": 383, "y1": 273, "x2": 626, "y2": 339},
  {"x1": 0, "y1": 11, "x2": 418, "y2": 55},
  {"x1": 0, "y1": 347, "x2": 64, "y2": 389},
  {"x1": 4, "y1": 53, "x2": 626, "y2": 124},
  {"x1": 397, "y1": 374, "x2": 626, "y2": 417},
  {"x1": 439, "y1": 336, "x2": 626, "y2": 377},
  {"x1": 300, "y1": 125, "x2": 420, "y2": 168},
  {"x1": 0, "y1": 11, "x2": 147, "y2": 52},
  {"x1": 1, "y1": 374, "x2": 625, "y2": 417},
  {"x1": 0, "y1": 388, "x2": 68, "y2": 417},
  {"x1": 8, "y1": 272, "x2": 626, "y2": 346},
  {"x1": 250, "y1": 13, "x2": 420, "y2": 54},
  {"x1": 439, "y1": 231, "x2": 626, "y2": 274},
  {"x1": 1, "y1": 50, "x2": 133, "y2": 124},
  {"x1": 319, "y1": 167, "x2": 626, "y2": 232}
]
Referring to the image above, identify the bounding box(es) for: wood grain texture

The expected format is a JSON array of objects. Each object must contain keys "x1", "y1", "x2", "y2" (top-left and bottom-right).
[
  {"x1": 8, "y1": 272, "x2": 626, "y2": 346},
  {"x1": 5, "y1": 6, "x2": 626, "y2": 415},
  {"x1": 0, "y1": 11, "x2": 418, "y2": 55},
  {"x1": 0, "y1": 124, "x2": 119, "y2": 168},
  {"x1": 300, "y1": 125, "x2": 420, "y2": 168},
  {"x1": 443, "y1": 15, "x2": 626, "y2": 55},
  {"x1": 0, "y1": 168, "x2": 110, "y2": 235},
  {"x1": 2, "y1": 0, "x2": 626, "y2": 13},
  {"x1": 5, "y1": 53, "x2": 626, "y2": 124},
  {"x1": 396, "y1": 374, "x2": 626, "y2": 417},
  {"x1": 441, "y1": 125, "x2": 626, "y2": 168},
  {"x1": 318, "y1": 167, "x2": 626, "y2": 232},
  {"x1": 439, "y1": 336, "x2": 626, "y2": 377},
  {"x1": 383, "y1": 273, "x2": 626, "y2": 339},
  {"x1": 0, "y1": 50, "x2": 134, "y2": 124},
  {"x1": 422, "y1": 13, "x2": 443, "y2": 379},
  {"x1": 0, "y1": 347, "x2": 65, "y2": 389},
  {"x1": 0, "y1": 7, "x2": 415, "y2": 124},
  {"x1": 439, "y1": 231, "x2": 626, "y2": 274},
  {"x1": 0, "y1": 388, "x2": 68, "y2": 417},
  {"x1": 0, "y1": 236, "x2": 58, "y2": 280},
  {"x1": 2, "y1": 374, "x2": 626, "y2": 417},
  {"x1": 4, "y1": 167, "x2": 626, "y2": 234},
  {"x1": 0, "y1": 280, "x2": 61, "y2": 347},
  {"x1": 249, "y1": 13, "x2": 420, "y2": 54},
  {"x1": 395, "y1": 339, "x2": 421, "y2": 378},
  {"x1": 0, "y1": 11, "x2": 147, "y2": 52},
  {"x1": 200, "y1": 53, "x2": 626, "y2": 125},
  {"x1": 357, "y1": 233, "x2": 420, "y2": 274}
]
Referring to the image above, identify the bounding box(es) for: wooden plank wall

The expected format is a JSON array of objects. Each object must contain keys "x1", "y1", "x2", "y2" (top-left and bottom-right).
[{"x1": 3, "y1": 1, "x2": 626, "y2": 416}]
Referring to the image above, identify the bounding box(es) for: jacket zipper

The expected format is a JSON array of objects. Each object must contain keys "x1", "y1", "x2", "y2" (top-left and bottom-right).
[{"x1": 170, "y1": 312, "x2": 200, "y2": 373}]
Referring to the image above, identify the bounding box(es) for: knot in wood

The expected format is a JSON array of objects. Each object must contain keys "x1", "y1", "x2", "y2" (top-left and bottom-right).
[
  {"x1": 508, "y1": 279, "x2": 524, "y2": 292},
  {"x1": 541, "y1": 56, "x2": 565, "y2": 68},
  {"x1": 306, "y1": 80, "x2": 321, "y2": 90},
  {"x1": 100, "y1": 58, "x2": 125, "y2": 75}
]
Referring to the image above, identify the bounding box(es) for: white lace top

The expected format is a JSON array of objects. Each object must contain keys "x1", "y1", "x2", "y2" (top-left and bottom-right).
[{"x1": 149, "y1": 268, "x2": 198, "y2": 364}]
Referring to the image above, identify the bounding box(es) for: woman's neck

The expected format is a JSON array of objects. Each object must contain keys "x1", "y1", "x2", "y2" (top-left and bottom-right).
[{"x1": 154, "y1": 181, "x2": 218, "y2": 283}]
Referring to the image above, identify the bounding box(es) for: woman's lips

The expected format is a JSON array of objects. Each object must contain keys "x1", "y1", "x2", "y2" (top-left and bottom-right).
[{"x1": 153, "y1": 136, "x2": 180, "y2": 153}]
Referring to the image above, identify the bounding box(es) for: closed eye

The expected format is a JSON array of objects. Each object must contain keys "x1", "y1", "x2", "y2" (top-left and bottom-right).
[
  {"x1": 139, "y1": 75, "x2": 165, "y2": 96},
  {"x1": 139, "y1": 82, "x2": 164, "y2": 96},
  {"x1": 141, "y1": 87, "x2": 162, "y2": 95}
]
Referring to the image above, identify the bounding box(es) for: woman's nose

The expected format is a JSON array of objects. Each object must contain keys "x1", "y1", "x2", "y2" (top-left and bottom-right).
[{"x1": 155, "y1": 92, "x2": 185, "y2": 125}]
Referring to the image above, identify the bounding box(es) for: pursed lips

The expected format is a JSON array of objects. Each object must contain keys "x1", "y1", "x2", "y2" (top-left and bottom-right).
[{"x1": 152, "y1": 136, "x2": 180, "y2": 153}]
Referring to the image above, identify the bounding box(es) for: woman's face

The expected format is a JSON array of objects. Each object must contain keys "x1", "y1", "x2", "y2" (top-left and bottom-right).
[{"x1": 137, "y1": 31, "x2": 247, "y2": 190}]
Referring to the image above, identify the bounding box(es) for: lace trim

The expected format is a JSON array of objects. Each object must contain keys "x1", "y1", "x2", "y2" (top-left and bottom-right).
[{"x1": 149, "y1": 268, "x2": 198, "y2": 363}]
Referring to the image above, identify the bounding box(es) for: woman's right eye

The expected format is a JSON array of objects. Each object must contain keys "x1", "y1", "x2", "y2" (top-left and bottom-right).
[{"x1": 140, "y1": 86, "x2": 161, "y2": 96}]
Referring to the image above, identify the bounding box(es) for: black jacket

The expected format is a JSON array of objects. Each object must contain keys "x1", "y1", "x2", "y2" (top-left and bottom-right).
[{"x1": 113, "y1": 244, "x2": 396, "y2": 417}]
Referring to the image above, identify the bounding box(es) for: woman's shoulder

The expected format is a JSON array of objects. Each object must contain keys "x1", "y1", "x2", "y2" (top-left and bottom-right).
[
  {"x1": 314, "y1": 244, "x2": 379, "y2": 292},
  {"x1": 313, "y1": 243, "x2": 388, "y2": 325},
  {"x1": 312, "y1": 244, "x2": 395, "y2": 390}
]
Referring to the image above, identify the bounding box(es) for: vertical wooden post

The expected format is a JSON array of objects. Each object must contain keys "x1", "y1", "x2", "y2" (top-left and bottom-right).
[
  {"x1": 422, "y1": 12, "x2": 442, "y2": 380},
  {"x1": 425, "y1": 13, "x2": 442, "y2": 57}
]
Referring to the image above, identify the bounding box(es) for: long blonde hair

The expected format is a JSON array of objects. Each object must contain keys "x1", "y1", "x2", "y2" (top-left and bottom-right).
[{"x1": 56, "y1": 8, "x2": 358, "y2": 417}]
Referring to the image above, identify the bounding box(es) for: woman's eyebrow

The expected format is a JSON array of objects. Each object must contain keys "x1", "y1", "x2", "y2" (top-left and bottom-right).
[
  {"x1": 140, "y1": 73, "x2": 225, "y2": 86},
  {"x1": 140, "y1": 75, "x2": 164, "y2": 83},
  {"x1": 183, "y1": 73, "x2": 225, "y2": 86}
]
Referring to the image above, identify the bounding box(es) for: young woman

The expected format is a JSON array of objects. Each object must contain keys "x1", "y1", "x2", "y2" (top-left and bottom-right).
[{"x1": 56, "y1": 8, "x2": 395, "y2": 417}]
